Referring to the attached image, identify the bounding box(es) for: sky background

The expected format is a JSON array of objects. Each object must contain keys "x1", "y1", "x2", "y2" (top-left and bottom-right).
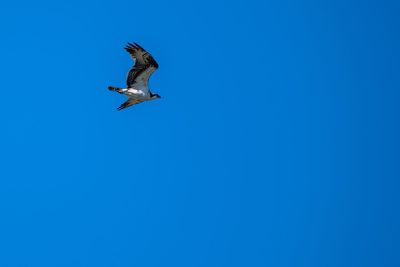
[{"x1": 0, "y1": 0, "x2": 399, "y2": 266}]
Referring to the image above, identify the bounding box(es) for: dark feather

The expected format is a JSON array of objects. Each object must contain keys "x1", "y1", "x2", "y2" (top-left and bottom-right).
[
  {"x1": 124, "y1": 42, "x2": 159, "y2": 87},
  {"x1": 117, "y1": 99, "x2": 140, "y2": 110}
]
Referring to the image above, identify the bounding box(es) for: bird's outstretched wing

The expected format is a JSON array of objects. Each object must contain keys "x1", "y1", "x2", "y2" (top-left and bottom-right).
[
  {"x1": 117, "y1": 98, "x2": 142, "y2": 111},
  {"x1": 125, "y1": 42, "x2": 159, "y2": 89}
]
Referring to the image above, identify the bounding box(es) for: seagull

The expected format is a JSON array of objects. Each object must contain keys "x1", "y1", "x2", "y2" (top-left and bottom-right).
[{"x1": 108, "y1": 42, "x2": 160, "y2": 110}]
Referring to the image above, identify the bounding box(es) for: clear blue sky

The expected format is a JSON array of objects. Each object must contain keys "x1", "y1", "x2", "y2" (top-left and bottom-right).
[{"x1": 0, "y1": 0, "x2": 399, "y2": 266}]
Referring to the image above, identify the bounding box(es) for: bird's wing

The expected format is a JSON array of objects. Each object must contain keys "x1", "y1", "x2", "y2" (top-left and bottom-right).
[
  {"x1": 125, "y1": 42, "x2": 159, "y2": 88},
  {"x1": 129, "y1": 65, "x2": 158, "y2": 93},
  {"x1": 117, "y1": 98, "x2": 142, "y2": 111}
]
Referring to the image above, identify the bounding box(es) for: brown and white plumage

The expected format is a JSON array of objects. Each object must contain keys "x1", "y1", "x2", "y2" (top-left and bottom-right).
[{"x1": 108, "y1": 42, "x2": 160, "y2": 110}]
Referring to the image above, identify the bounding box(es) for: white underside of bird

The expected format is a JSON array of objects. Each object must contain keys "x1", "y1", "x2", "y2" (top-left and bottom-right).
[
  {"x1": 117, "y1": 87, "x2": 150, "y2": 99},
  {"x1": 111, "y1": 86, "x2": 156, "y2": 106},
  {"x1": 108, "y1": 84, "x2": 159, "y2": 109}
]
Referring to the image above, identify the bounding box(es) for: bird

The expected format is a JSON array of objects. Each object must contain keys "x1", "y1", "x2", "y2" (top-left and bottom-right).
[{"x1": 108, "y1": 42, "x2": 160, "y2": 110}]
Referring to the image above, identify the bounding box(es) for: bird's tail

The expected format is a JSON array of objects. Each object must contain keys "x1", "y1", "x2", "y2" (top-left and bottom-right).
[
  {"x1": 108, "y1": 86, "x2": 121, "y2": 92},
  {"x1": 108, "y1": 86, "x2": 127, "y2": 94}
]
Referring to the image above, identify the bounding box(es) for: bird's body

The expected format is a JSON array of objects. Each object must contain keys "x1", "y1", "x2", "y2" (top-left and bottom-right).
[{"x1": 108, "y1": 42, "x2": 160, "y2": 110}]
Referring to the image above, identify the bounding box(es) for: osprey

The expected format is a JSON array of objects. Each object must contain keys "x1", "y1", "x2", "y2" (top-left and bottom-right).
[{"x1": 108, "y1": 42, "x2": 160, "y2": 110}]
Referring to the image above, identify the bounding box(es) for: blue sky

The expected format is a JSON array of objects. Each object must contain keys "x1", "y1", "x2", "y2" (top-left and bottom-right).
[{"x1": 0, "y1": 0, "x2": 399, "y2": 266}]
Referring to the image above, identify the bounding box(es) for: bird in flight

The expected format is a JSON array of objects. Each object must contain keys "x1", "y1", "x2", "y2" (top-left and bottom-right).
[{"x1": 108, "y1": 42, "x2": 160, "y2": 110}]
